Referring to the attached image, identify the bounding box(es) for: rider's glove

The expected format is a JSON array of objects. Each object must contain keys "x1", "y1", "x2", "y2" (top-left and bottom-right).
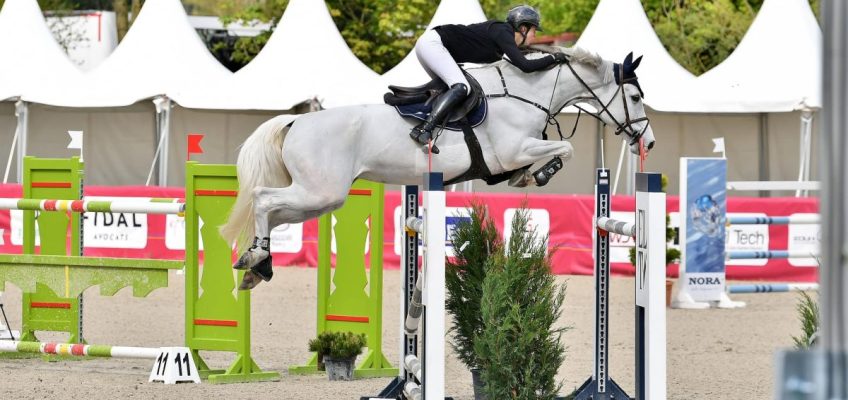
[{"x1": 552, "y1": 53, "x2": 568, "y2": 64}]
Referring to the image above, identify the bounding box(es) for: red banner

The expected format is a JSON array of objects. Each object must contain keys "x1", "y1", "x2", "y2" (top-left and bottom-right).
[{"x1": 0, "y1": 184, "x2": 818, "y2": 283}]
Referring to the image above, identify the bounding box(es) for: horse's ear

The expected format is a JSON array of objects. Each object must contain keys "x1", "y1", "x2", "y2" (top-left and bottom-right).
[
  {"x1": 631, "y1": 55, "x2": 643, "y2": 70},
  {"x1": 624, "y1": 52, "x2": 634, "y2": 66}
]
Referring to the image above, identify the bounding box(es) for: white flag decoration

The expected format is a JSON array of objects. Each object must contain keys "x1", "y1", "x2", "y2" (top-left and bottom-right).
[
  {"x1": 712, "y1": 137, "x2": 726, "y2": 159},
  {"x1": 67, "y1": 130, "x2": 83, "y2": 161}
]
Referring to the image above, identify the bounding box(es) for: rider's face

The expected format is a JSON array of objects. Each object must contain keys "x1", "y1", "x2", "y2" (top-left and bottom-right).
[{"x1": 514, "y1": 26, "x2": 537, "y2": 47}]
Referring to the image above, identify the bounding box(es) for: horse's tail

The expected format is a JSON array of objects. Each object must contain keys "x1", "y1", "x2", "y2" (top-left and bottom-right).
[{"x1": 220, "y1": 114, "x2": 300, "y2": 250}]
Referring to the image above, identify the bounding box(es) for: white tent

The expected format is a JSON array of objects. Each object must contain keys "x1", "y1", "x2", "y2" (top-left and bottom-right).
[
  {"x1": 380, "y1": 0, "x2": 487, "y2": 87},
  {"x1": 0, "y1": 0, "x2": 84, "y2": 182},
  {"x1": 651, "y1": 0, "x2": 821, "y2": 194},
  {"x1": 0, "y1": 0, "x2": 83, "y2": 102},
  {"x1": 654, "y1": 0, "x2": 821, "y2": 113},
  {"x1": 25, "y1": 0, "x2": 232, "y2": 107},
  {"x1": 575, "y1": 0, "x2": 696, "y2": 110},
  {"x1": 218, "y1": 0, "x2": 385, "y2": 109}
]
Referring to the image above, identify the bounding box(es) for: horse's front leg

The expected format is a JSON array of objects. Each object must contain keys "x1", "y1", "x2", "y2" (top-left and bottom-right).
[{"x1": 506, "y1": 139, "x2": 574, "y2": 187}]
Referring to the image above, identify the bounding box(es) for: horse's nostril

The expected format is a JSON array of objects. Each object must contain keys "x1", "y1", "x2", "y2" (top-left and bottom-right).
[{"x1": 647, "y1": 141, "x2": 655, "y2": 150}]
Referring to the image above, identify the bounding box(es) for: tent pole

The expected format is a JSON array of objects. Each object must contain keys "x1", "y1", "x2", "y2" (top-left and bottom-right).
[
  {"x1": 153, "y1": 96, "x2": 172, "y2": 187},
  {"x1": 796, "y1": 109, "x2": 814, "y2": 197},
  {"x1": 758, "y1": 113, "x2": 770, "y2": 197},
  {"x1": 12, "y1": 100, "x2": 28, "y2": 184}
]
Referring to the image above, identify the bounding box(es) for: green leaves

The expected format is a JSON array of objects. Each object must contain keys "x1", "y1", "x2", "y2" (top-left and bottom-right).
[{"x1": 308, "y1": 331, "x2": 367, "y2": 360}]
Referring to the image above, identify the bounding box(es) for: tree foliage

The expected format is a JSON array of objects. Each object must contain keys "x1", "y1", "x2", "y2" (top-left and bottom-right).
[{"x1": 474, "y1": 207, "x2": 566, "y2": 399}]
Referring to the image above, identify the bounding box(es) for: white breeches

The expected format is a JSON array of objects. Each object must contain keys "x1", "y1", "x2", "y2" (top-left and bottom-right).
[{"x1": 414, "y1": 29, "x2": 471, "y2": 94}]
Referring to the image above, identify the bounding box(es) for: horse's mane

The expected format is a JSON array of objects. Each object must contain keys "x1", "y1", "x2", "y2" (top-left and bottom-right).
[
  {"x1": 532, "y1": 45, "x2": 603, "y2": 68},
  {"x1": 478, "y1": 45, "x2": 604, "y2": 71}
]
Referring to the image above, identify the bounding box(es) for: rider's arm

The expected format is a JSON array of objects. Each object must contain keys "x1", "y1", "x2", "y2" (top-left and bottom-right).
[{"x1": 493, "y1": 25, "x2": 557, "y2": 72}]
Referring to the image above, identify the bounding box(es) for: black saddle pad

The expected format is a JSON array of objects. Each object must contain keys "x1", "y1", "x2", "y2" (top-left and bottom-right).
[{"x1": 394, "y1": 98, "x2": 487, "y2": 131}]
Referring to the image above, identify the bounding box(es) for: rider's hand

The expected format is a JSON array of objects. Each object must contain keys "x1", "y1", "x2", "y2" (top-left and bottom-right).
[{"x1": 552, "y1": 53, "x2": 568, "y2": 64}]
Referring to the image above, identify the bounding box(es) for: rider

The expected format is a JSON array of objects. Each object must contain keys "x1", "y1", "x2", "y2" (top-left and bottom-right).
[{"x1": 409, "y1": 4, "x2": 569, "y2": 148}]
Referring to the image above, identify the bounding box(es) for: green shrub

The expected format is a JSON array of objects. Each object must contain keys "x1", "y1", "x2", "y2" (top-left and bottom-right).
[
  {"x1": 474, "y1": 207, "x2": 567, "y2": 399},
  {"x1": 792, "y1": 291, "x2": 820, "y2": 349},
  {"x1": 308, "y1": 331, "x2": 366, "y2": 362},
  {"x1": 446, "y1": 201, "x2": 502, "y2": 370}
]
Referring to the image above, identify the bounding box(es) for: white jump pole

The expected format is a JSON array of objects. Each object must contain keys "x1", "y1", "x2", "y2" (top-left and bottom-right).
[
  {"x1": 367, "y1": 174, "x2": 446, "y2": 400},
  {"x1": 421, "y1": 173, "x2": 445, "y2": 400}
]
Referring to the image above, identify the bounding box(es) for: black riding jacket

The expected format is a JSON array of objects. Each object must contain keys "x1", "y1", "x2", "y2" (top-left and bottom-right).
[{"x1": 434, "y1": 20, "x2": 556, "y2": 73}]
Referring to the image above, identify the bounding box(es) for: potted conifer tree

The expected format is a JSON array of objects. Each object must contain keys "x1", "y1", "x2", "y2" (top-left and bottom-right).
[{"x1": 309, "y1": 331, "x2": 366, "y2": 381}]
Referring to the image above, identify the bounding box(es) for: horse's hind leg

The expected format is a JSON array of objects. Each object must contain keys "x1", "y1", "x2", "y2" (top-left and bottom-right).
[{"x1": 235, "y1": 182, "x2": 349, "y2": 290}]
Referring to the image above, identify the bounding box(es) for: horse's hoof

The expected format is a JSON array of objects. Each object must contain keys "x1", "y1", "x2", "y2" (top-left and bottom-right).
[
  {"x1": 232, "y1": 251, "x2": 253, "y2": 270},
  {"x1": 239, "y1": 271, "x2": 264, "y2": 290}
]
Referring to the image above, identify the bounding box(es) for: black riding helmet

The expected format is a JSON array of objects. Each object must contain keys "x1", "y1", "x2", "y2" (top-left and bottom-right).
[{"x1": 506, "y1": 5, "x2": 543, "y2": 33}]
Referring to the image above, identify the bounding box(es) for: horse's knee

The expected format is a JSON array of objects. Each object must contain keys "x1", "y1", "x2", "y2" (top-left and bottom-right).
[{"x1": 559, "y1": 142, "x2": 574, "y2": 161}]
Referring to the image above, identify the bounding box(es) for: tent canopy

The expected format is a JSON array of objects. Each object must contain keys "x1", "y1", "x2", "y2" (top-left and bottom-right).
[
  {"x1": 575, "y1": 0, "x2": 696, "y2": 111},
  {"x1": 653, "y1": 0, "x2": 821, "y2": 113},
  {"x1": 380, "y1": 0, "x2": 487, "y2": 87},
  {"x1": 25, "y1": 0, "x2": 232, "y2": 108},
  {"x1": 0, "y1": 0, "x2": 82, "y2": 102}
]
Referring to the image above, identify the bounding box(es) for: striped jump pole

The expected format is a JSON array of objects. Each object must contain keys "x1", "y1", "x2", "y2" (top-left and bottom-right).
[
  {"x1": 0, "y1": 198, "x2": 185, "y2": 215},
  {"x1": 727, "y1": 250, "x2": 820, "y2": 260},
  {"x1": 0, "y1": 340, "x2": 160, "y2": 359},
  {"x1": 727, "y1": 215, "x2": 820, "y2": 225},
  {"x1": 597, "y1": 216, "x2": 636, "y2": 237},
  {"x1": 728, "y1": 283, "x2": 820, "y2": 294},
  {"x1": 576, "y1": 169, "x2": 666, "y2": 400}
]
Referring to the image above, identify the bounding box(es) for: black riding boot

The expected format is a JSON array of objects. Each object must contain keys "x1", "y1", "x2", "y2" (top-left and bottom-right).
[{"x1": 409, "y1": 83, "x2": 468, "y2": 153}]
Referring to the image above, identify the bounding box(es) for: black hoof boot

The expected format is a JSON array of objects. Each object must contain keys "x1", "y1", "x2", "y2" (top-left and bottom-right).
[
  {"x1": 533, "y1": 157, "x2": 564, "y2": 187},
  {"x1": 239, "y1": 254, "x2": 273, "y2": 290},
  {"x1": 233, "y1": 237, "x2": 270, "y2": 270}
]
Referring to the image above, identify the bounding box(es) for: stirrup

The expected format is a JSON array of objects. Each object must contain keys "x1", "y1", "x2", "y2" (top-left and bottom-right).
[
  {"x1": 410, "y1": 124, "x2": 431, "y2": 145},
  {"x1": 410, "y1": 125, "x2": 440, "y2": 154}
]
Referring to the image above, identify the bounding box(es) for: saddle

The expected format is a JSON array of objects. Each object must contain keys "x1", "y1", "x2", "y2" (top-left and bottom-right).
[{"x1": 385, "y1": 71, "x2": 487, "y2": 130}]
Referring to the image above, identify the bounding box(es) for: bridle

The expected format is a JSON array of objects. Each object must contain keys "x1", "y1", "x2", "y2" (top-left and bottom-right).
[
  {"x1": 485, "y1": 56, "x2": 649, "y2": 145},
  {"x1": 571, "y1": 62, "x2": 649, "y2": 145}
]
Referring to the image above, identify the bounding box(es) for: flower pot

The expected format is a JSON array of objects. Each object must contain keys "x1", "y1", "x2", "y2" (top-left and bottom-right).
[
  {"x1": 666, "y1": 279, "x2": 674, "y2": 308},
  {"x1": 324, "y1": 356, "x2": 356, "y2": 381},
  {"x1": 471, "y1": 368, "x2": 487, "y2": 400}
]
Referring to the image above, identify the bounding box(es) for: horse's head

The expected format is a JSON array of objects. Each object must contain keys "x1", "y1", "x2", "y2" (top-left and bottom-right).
[
  {"x1": 592, "y1": 52, "x2": 655, "y2": 155},
  {"x1": 550, "y1": 49, "x2": 655, "y2": 155}
]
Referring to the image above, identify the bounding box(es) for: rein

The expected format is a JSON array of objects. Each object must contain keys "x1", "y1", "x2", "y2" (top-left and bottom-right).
[{"x1": 486, "y1": 65, "x2": 567, "y2": 140}]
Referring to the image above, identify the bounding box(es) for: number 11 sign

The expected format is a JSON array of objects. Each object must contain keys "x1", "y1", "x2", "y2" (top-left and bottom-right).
[{"x1": 149, "y1": 347, "x2": 201, "y2": 384}]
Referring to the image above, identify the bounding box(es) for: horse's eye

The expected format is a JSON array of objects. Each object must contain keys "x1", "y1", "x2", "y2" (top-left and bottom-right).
[{"x1": 630, "y1": 95, "x2": 641, "y2": 103}]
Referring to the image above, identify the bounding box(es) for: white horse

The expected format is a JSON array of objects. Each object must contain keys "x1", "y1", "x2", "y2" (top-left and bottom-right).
[{"x1": 221, "y1": 47, "x2": 656, "y2": 289}]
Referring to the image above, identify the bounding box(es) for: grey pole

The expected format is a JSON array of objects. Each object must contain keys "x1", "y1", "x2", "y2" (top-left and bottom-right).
[{"x1": 819, "y1": 1, "x2": 848, "y2": 397}]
